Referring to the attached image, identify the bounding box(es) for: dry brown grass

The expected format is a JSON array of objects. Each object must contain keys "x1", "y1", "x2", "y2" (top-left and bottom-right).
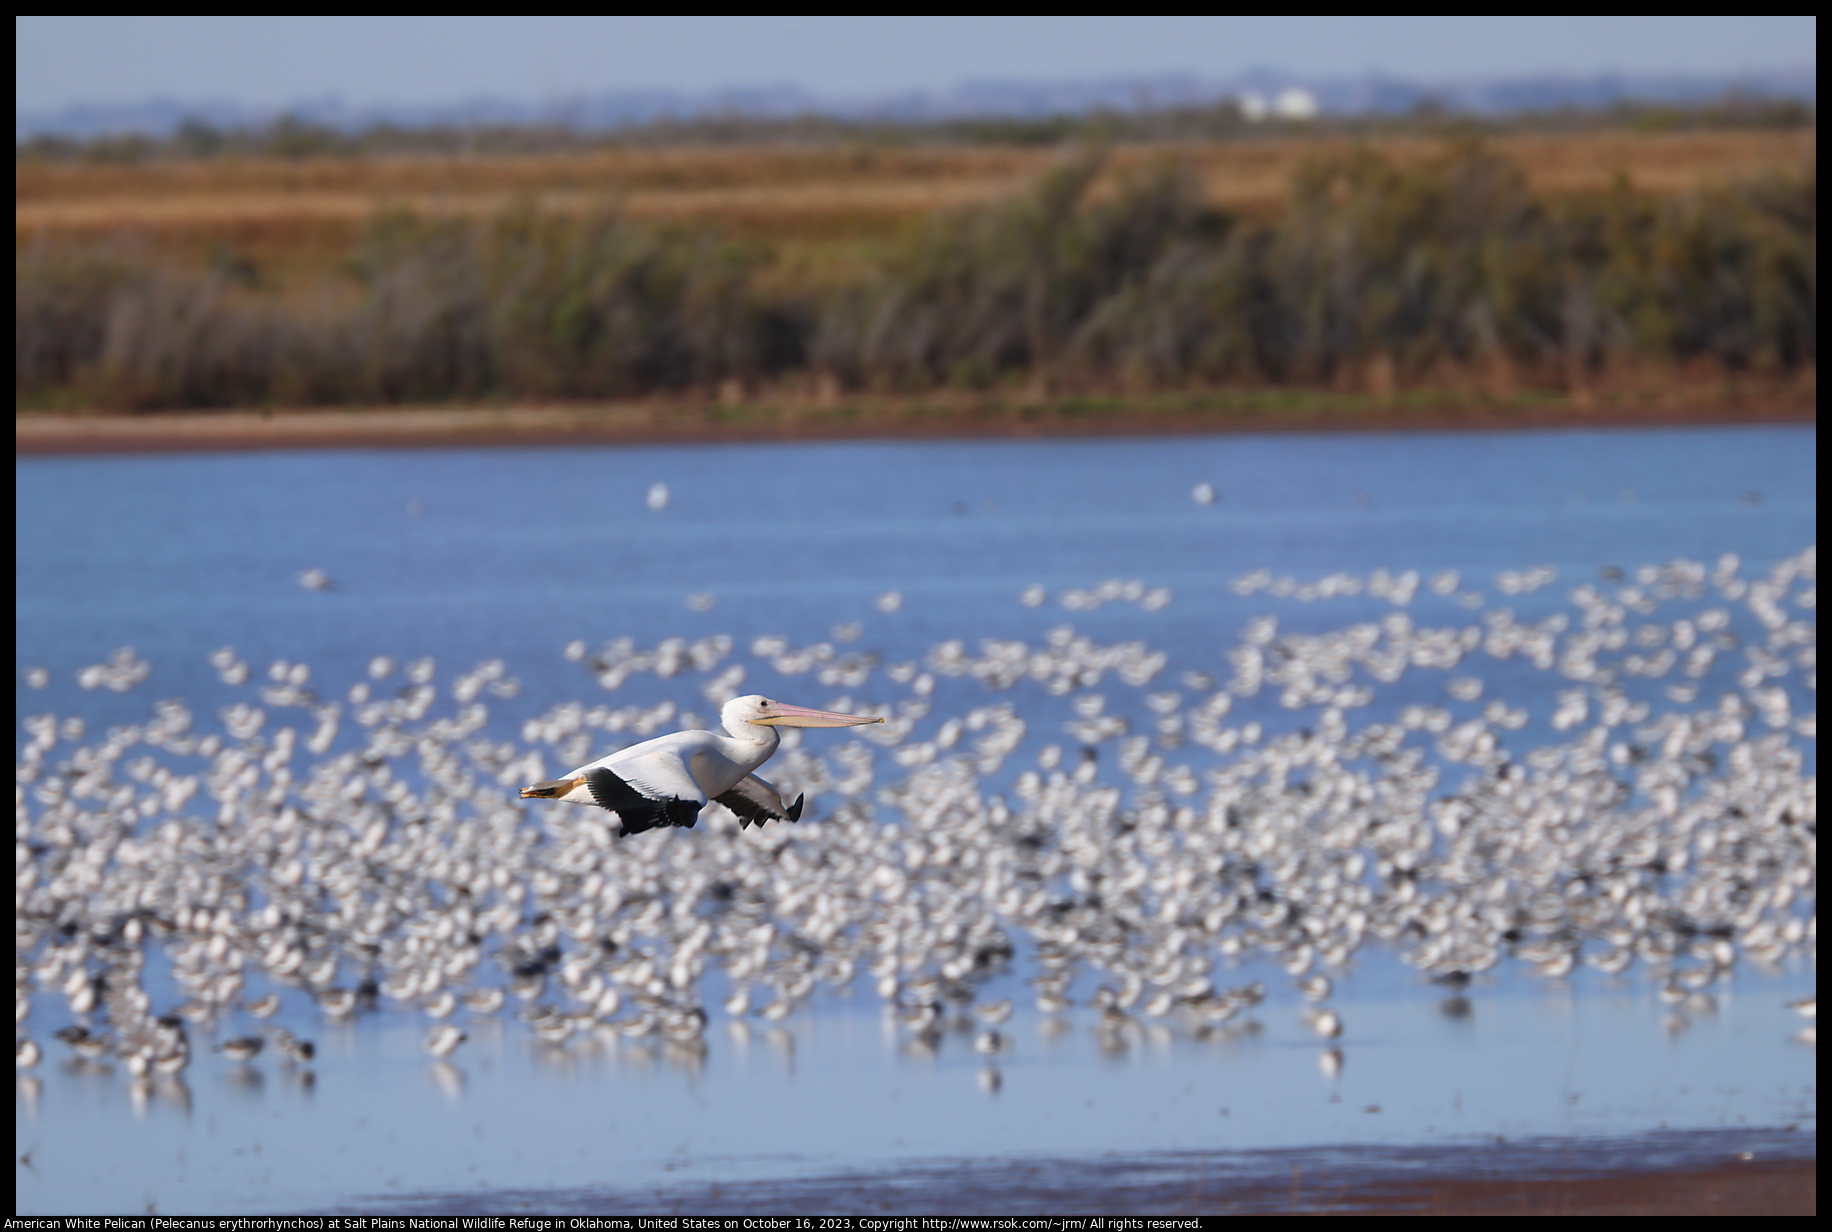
[
  {"x1": 17, "y1": 129, "x2": 1815, "y2": 277},
  {"x1": 16, "y1": 133, "x2": 1815, "y2": 415}
]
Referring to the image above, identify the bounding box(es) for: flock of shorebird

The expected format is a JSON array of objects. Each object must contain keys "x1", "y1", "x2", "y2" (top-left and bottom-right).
[{"x1": 15, "y1": 548, "x2": 1816, "y2": 1088}]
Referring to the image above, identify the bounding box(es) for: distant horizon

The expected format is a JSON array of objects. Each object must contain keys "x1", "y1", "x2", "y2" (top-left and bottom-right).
[
  {"x1": 16, "y1": 61, "x2": 1818, "y2": 142},
  {"x1": 17, "y1": 16, "x2": 1815, "y2": 119}
]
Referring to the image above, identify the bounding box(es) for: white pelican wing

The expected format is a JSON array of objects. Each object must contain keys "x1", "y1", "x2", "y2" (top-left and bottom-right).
[
  {"x1": 584, "y1": 734, "x2": 716, "y2": 835},
  {"x1": 714, "y1": 774, "x2": 805, "y2": 829},
  {"x1": 604, "y1": 736, "x2": 710, "y2": 805}
]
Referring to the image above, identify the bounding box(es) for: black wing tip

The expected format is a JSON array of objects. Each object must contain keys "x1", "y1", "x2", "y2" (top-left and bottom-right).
[
  {"x1": 584, "y1": 767, "x2": 700, "y2": 836},
  {"x1": 582, "y1": 766, "x2": 633, "y2": 811},
  {"x1": 714, "y1": 786, "x2": 803, "y2": 830}
]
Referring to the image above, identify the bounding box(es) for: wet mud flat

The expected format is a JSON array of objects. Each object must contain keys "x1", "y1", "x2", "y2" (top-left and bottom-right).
[
  {"x1": 359, "y1": 1127, "x2": 1815, "y2": 1216},
  {"x1": 13, "y1": 390, "x2": 1815, "y2": 457}
]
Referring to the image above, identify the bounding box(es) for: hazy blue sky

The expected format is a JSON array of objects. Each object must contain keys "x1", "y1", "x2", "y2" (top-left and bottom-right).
[{"x1": 16, "y1": 15, "x2": 1816, "y2": 114}]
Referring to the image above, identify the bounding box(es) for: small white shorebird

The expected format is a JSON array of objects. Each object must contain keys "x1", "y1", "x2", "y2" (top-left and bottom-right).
[
  {"x1": 520, "y1": 694, "x2": 883, "y2": 836},
  {"x1": 424, "y1": 1024, "x2": 467, "y2": 1058}
]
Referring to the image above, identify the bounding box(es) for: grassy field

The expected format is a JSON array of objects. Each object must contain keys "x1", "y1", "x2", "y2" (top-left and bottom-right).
[
  {"x1": 15, "y1": 126, "x2": 1816, "y2": 420},
  {"x1": 17, "y1": 129, "x2": 1816, "y2": 278}
]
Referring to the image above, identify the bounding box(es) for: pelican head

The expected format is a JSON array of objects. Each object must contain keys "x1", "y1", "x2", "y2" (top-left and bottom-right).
[{"x1": 723, "y1": 695, "x2": 884, "y2": 731}]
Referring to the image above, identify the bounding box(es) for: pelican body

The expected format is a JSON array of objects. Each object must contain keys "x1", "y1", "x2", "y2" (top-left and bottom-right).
[{"x1": 520, "y1": 694, "x2": 882, "y2": 836}]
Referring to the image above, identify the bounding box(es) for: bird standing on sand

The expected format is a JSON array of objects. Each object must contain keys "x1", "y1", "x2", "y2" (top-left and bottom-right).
[{"x1": 520, "y1": 695, "x2": 883, "y2": 835}]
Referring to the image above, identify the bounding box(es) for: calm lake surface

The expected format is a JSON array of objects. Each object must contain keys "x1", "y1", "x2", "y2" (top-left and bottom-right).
[{"x1": 15, "y1": 425, "x2": 1816, "y2": 1213}]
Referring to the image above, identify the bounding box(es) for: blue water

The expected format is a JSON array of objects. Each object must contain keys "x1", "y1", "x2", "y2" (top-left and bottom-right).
[
  {"x1": 16, "y1": 989, "x2": 1818, "y2": 1214},
  {"x1": 15, "y1": 425, "x2": 1817, "y2": 1214},
  {"x1": 16, "y1": 426, "x2": 1815, "y2": 723}
]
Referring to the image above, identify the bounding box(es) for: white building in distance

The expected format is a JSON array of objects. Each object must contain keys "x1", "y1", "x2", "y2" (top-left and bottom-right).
[{"x1": 1235, "y1": 86, "x2": 1319, "y2": 121}]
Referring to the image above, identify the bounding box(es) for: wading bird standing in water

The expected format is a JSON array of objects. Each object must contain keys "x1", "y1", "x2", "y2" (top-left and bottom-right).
[{"x1": 520, "y1": 695, "x2": 883, "y2": 836}]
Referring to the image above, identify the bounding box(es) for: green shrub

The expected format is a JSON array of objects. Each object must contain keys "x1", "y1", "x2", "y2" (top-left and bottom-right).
[{"x1": 14, "y1": 145, "x2": 1815, "y2": 410}]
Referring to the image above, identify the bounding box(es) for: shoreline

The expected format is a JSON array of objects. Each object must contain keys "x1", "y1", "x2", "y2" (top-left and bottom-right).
[
  {"x1": 359, "y1": 1162, "x2": 1821, "y2": 1217},
  {"x1": 356, "y1": 1133, "x2": 1818, "y2": 1216},
  {"x1": 14, "y1": 389, "x2": 1818, "y2": 455}
]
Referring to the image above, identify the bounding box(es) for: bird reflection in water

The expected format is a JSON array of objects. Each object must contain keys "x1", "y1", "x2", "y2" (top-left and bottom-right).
[
  {"x1": 427, "y1": 1060, "x2": 465, "y2": 1102},
  {"x1": 128, "y1": 1075, "x2": 192, "y2": 1120},
  {"x1": 17, "y1": 1075, "x2": 42, "y2": 1120},
  {"x1": 765, "y1": 1027, "x2": 796, "y2": 1075},
  {"x1": 1319, "y1": 1047, "x2": 1344, "y2": 1082},
  {"x1": 223, "y1": 1065, "x2": 266, "y2": 1098}
]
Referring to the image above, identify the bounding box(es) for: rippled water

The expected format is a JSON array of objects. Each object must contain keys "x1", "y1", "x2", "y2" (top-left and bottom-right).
[
  {"x1": 15, "y1": 425, "x2": 1816, "y2": 1214},
  {"x1": 17, "y1": 989, "x2": 1819, "y2": 1214},
  {"x1": 18, "y1": 427, "x2": 1817, "y2": 725}
]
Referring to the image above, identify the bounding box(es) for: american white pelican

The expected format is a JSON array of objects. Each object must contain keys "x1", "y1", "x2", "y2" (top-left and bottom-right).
[{"x1": 519, "y1": 694, "x2": 883, "y2": 836}]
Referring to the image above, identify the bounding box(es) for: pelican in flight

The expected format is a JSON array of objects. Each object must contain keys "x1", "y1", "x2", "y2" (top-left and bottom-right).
[{"x1": 519, "y1": 694, "x2": 883, "y2": 836}]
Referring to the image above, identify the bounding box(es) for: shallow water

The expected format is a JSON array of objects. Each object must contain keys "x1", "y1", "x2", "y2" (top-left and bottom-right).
[
  {"x1": 16, "y1": 426, "x2": 1816, "y2": 726},
  {"x1": 15, "y1": 425, "x2": 1817, "y2": 1213},
  {"x1": 14, "y1": 971, "x2": 1818, "y2": 1214}
]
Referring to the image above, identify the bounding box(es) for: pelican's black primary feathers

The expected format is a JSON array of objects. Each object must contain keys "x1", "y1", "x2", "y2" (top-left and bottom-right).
[
  {"x1": 584, "y1": 767, "x2": 702, "y2": 835},
  {"x1": 714, "y1": 780, "x2": 806, "y2": 829}
]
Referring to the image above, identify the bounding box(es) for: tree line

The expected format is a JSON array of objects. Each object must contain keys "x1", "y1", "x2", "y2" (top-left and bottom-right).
[{"x1": 17, "y1": 143, "x2": 1815, "y2": 411}]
